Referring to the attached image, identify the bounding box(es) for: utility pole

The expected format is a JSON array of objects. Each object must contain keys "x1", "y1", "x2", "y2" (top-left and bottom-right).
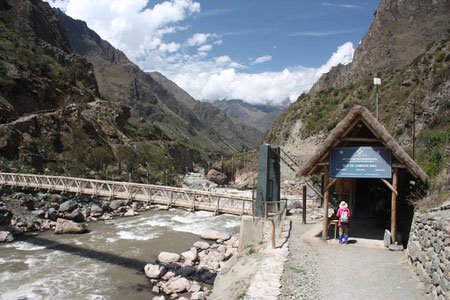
[
  {"x1": 412, "y1": 99, "x2": 416, "y2": 160},
  {"x1": 374, "y1": 78, "x2": 381, "y2": 120}
]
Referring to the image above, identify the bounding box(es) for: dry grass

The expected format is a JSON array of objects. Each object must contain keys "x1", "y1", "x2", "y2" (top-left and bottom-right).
[{"x1": 415, "y1": 170, "x2": 450, "y2": 211}]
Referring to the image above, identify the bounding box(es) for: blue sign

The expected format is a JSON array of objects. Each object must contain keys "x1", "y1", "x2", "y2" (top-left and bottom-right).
[{"x1": 329, "y1": 147, "x2": 392, "y2": 178}]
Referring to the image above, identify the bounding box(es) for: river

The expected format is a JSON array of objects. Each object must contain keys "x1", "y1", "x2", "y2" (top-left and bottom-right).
[{"x1": 0, "y1": 208, "x2": 240, "y2": 300}]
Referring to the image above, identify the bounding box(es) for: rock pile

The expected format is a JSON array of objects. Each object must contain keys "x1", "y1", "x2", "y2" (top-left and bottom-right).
[
  {"x1": 407, "y1": 202, "x2": 449, "y2": 299},
  {"x1": 0, "y1": 190, "x2": 159, "y2": 242},
  {"x1": 145, "y1": 231, "x2": 239, "y2": 299}
]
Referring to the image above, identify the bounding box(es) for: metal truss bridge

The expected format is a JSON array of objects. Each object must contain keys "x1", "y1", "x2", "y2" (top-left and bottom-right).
[{"x1": 0, "y1": 172, "x2": 254, "y2": 216}]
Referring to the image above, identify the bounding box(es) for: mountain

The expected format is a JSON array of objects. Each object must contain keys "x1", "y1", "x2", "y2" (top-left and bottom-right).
[
  {"x1": 0, "y1": 0, "x2": 98, "y2": 119},
  {"x1": 309, "y1": 0, "x2": 450, "y2": 94},
  {"x1": 211, "y1": 99, "x2": 288, "y2": 132},
  {"x1": 267, "y1": 0, "x2": 449, "y2": 180},
  {"x1": 0, "y1": 0, "x2": 204, "y2": 184},
  {"x1": 55, "y1": 10, "x2": 264, "y2": 154}
]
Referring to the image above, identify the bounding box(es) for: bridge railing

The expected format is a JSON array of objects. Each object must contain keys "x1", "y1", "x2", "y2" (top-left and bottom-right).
[{"x1": 0, "y1": 172, "x2": 254, "y2": 215}]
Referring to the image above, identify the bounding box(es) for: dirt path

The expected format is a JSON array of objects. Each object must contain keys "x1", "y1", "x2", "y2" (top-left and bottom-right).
[{"x1": 280, "y1": 215, "x2": 427, "y2": 299}]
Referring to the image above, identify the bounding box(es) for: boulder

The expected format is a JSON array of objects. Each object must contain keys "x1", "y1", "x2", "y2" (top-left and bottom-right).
[
  {"x1": 0, "y1": 231, "x2": 14, "y2": 242},
  {"x1": 181, "y1": 247, "x2": 198, "y2": 265},
  {"x1": 158, "y1": 252, "x2": 180, "y2": 264},
  {"x1": 66, "y1": 208, "x2": 85, "y2": 222},
  {"x1": 388, "y1": 244, "x2": 404, "y2": 251},
  {"x1": 189, "y1": 282, "x2": 201, "y2": 293},
  {"x1": 90, "y1": 204, "x2": 103, "y2": 217},
  {"x1": 152, "y1": 296, "x2": 165, "y2": 300},
  {"x1": 225, "y1": 248, "x2": 237, "y2": 259},
  {"x1": 162, "y1": 277, "x2": 190, "y2": 294},
  {"x1": 162, "y1": 271, "x2": 175, "y2": 281},
  {"x1": 54, "y1": 218, "x2": 88, "y2": 234},
  {"x1": 191, "y1": 291, "x2": 205, "y2": 300},
  {"x1": 0, "y1": 201, "x2": 12, "y2": 225},
  {"x1": 166, "y1": 263, "x2": 182, "y2": 271},
  {"x1": 124, "y1": 208, "x2": 136, "y2": 217},
  {"x1": 110, "y1": 200, "x2": 128, "y2": 210},
  {"x1": 37, "y1": 192, "x2": 49, "y2": 200},
  {"x1": 201, "y1": 229, "x2": 231, "y2": 241},
  {"x1": 32, "y1": 209, "x2": 45, "y2": 218},
  {"x1": 200, "y1": 249, "x2": 225, "y2": 270},
  {"x1": 47, "y1": 207, "x2": 58, "y2": 221},
  {"x1": 144, "y1": 263, "x2": 167, "y2": 279},
  {"x1": 384, "y1": 230, "x2": 391, "y2": 248},
  {"x1": 175, "y1": 265, "x2": 196, "y2": 278},
  {"x1": 206, "y1": 169, "x2": 228, "y2": 185},
  {"x1": 217, "y1": 245, "x2": 227, "y2": 253},
  {"x1": 59, "y1": 200, "x2": 77, "y2": 213},
  {"x1": 193, "y1": 241, "x2": 210, "y2": 250},
  {"x1": 49, "y1": 194, "x2": 64, "y2": 203},
  {"x1": 407, "y1": 240, "x2": 422, "y2": 261}
]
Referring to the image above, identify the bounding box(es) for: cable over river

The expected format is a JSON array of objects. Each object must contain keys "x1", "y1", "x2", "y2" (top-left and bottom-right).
[{"x1": 0, "y1": 208, "x2": 240, "y2": 299}]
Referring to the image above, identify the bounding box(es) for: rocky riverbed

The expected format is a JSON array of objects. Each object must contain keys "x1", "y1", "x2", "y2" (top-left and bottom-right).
[
  {"x1": 0, "y1": 185, "x2": 245, "y2": 299},
  {"x1": 146, "y1": 230, "x2": 240, "y2": 299},
  {"x1": 0, "y1": 187, "x2": 159, "y2": 242}
]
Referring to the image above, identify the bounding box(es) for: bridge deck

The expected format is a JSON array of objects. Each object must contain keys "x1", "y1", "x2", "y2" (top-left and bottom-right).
[{"x1": 0, "y1": 172, "x2": 254, "y2": 216}]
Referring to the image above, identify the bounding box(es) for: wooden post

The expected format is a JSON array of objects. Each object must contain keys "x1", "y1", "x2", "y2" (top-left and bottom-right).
[
  {"x1": 265, "y1": 201, "x2": 268, "y2": 220},
  {"x1": 302, "y1": 185, "x2": 307, "y2": 224},
  {"x1": 391, "y1": 168, "x2": 398, "y2": 243},
  {"x1": 339, "y1": 180, "x2": 344, "y2": 203},
  {"x1": 323, "y1": 166, "x2": 330, "y2": 239}
]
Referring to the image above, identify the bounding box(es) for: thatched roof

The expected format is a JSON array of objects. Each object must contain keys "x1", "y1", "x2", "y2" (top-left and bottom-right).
[{"x1": 296, "y1": 105, "x2": 429, "y2": 183}]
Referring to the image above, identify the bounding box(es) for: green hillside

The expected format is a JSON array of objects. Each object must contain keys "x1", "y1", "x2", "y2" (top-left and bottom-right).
[{"x1": 268, "y1": 37, "x2": 449, "y2": 179}]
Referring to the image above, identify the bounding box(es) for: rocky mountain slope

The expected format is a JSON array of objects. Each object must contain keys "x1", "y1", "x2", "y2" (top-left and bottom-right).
[
  {"x1": 0, "y1": 0, "x2": 205, "y2": 184},
  {"x1": 267, "y1": 0, "x2": 449, "y2": 180},
  {"x1": 211, "y1": 99, "x2": 288, "y2": 133},
  {"x1": 310, "y1": 0, "x2": 450, "y2": 94},
  {"x1": 55, "y1": 10, "x2": 263, "y2": 154},
  {"x1": 0, "y1": 0, "x2": 98, "y2": 118}
]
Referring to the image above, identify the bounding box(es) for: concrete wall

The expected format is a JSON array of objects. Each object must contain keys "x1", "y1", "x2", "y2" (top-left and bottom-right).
[
  {"x1": 238, "y1": 217, "x2": 264, "y2": 251},
  {"x1": 407, "y1": 203, "x2": 449, "y2": 299},
  {"x1": 238, "y1": 203, "x2": 288, "y2": 251}
]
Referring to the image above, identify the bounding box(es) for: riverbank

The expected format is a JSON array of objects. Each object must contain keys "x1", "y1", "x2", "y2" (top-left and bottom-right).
[
  {"x1": 0, "y1": 186, "x2": 161, "y2": 242},
  {"x1": 0, "y1": 202, "x2": 241, "y2": 299}
]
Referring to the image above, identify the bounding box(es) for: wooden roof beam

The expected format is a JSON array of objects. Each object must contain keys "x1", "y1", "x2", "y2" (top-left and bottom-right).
[{"x1": 339, "y1": 137, "x2": 380, "y2": 143}]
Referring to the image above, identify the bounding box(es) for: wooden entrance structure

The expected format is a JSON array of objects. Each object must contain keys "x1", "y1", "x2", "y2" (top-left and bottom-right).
[{"x1": 296, "y1": 106, "x2": 428, "y2": 243}]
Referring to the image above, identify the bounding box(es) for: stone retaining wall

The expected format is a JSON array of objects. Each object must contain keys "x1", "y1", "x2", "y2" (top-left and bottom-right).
[{"x1": 407, "y1": 204, "x2": 449, "y2": 299}]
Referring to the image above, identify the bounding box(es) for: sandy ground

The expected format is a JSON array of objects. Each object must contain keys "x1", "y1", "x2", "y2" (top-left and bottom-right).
[{"x1": 280, "y1": 214, "x2": 427, "y2": 300}]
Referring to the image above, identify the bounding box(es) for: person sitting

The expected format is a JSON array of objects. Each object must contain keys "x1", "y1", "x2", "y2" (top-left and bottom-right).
[{"x1": 337, "y1": 201, "x2": 351, "y2": 244}]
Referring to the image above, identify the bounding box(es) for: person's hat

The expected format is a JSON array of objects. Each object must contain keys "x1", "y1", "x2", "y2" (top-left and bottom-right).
[{"x1": 339, "y1": 201, "x2": 348, "y2": 209}]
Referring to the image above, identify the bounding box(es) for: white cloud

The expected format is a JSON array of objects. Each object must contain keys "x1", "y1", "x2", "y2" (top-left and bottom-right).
[
  {"x1": 340, "y1": 4, "x2": 357, "y2": 9},
  {"x1": 46, "y1": 0, "x2": 200, "y2": 60},
  {"x1": 160, "y1": 42, "x2": 180, "y2": 53},
  {"x1": 252, "y1": 55, "x2": 272, "y2": 65},
  {"x1": 169, "y1": 42, "x2": 354, "y2": 104},
  {"x1": 187, "y1": 33, "x2": 217, "y2": 46},
  {"x1": 320, "y1": 2, "x2": 358, "y2": 9},
  {"x1": 198, "y1": 44, "x2": 212, "y2": 52},
  {"x1": 45, "y1": 0, "x2": 355, "y2": 105},
  {"x1": 288, "y1": 29, "x2": 356, "y2": 37}
]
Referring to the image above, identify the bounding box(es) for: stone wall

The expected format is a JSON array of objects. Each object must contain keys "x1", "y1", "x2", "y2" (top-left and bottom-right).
[{"x1": 407, "y1": 203, "x2": 449, "y2": 299}]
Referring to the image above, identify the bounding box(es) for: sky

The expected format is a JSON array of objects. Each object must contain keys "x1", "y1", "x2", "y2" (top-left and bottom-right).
[{"x1": 46, "y1": 0, "x2": 380, "y2": 105}]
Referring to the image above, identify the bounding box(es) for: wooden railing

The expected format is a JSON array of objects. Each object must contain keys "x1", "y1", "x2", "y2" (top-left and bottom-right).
[{"x1": 0, "y1": 172, "x2": 254, "y2": 216}]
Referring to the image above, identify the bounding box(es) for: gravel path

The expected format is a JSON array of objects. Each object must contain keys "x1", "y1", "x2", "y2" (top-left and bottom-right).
[
  {"x1": 279, "y1": 214, "x2": 427, "y2": 300},
  {"x1": 279, "y1": 217, "x2": 320, "y2": 299}
]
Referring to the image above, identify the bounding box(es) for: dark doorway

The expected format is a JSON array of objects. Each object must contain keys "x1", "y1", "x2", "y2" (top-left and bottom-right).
[{"x1": 350, "y1": 178, "x2": 391, "y2": 240}]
